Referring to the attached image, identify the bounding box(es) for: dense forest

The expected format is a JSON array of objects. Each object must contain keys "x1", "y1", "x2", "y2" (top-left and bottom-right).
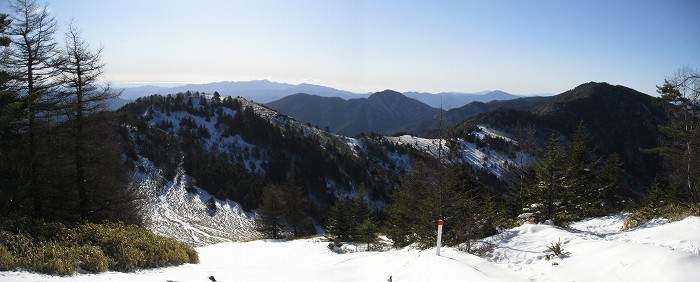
[{"x1": 118, "y1": 92, "x2": 441, "y2": 212}]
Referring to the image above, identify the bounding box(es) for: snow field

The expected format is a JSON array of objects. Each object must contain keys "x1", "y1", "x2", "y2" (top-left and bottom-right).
[
  {"x1": 483, "y1": 215, "x2": 700, "y2": 281},
  {"x1": 0, "y1": 239, "x2": 523, "y2": 282},
  {"x1": 3, "y1": 215, "x2": 699, "y2": 282}
]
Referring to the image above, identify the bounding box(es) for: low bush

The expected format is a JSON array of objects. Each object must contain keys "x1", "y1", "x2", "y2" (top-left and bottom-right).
[
  {"x1": 76, "y1": 245, "x2": 109, "y2": 273},
  {"x1": 459, "y1": 241, "x2": 496, "y2": 257},
  {"x1": 0, "y1": 218, "x2": 199, "y2": 276},
  {"x1": 0, "y1": 244, "x2": 17, "y2": 271},
  {"x1": 23, "y1": 242, "x2": 79, "y2": 276},
  {"x1": 545, "y1": 239, "x2": 570, "y2": 259},
  {"x1": 76, "y1": 222, "x2": 199, "y2": 271},
  {"x1": 623, "y1": 203, "x2": 700, "y2": 230}
]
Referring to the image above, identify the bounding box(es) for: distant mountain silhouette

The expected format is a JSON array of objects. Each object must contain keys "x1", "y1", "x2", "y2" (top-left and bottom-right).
[
  {"x1": 120, "y1": 80, "x2": 543, "y2": 108},
  {"x1": 119, "y1": 80, "x2": 362, "y2": 103},
  {"x1": 446, "y1": 82, "x2": 666, "y2": 195},
  {"x1": 404, "y1": 90, "x2": 521, "y2": 109},
  {"x1": 398, "y1": 96, "x2": 549, "y2": 134},
  {"x1": 106, "y1": 96, "x2": 132, "y2": 111},
  {"x1": 267, "y1": 90, "x2": 439, "y2": 136}
]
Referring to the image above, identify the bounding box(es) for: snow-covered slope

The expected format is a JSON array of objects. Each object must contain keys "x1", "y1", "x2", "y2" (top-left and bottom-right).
[
  {"x1": 386, "y1": 127, "x2": 529, "y2": 177},
  {"x1": 4, "y1": 215, "x2": 698, "y2": 281},
  {"x1": 134, "y1": 156, "x2": 260, "y2": 246},
  {"x1": 482, "y1": 215, "x2": 700, "y2": 281}
]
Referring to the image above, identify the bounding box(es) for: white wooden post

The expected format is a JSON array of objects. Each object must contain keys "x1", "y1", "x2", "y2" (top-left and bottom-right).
[{"x1": 436, "y1": 219, "x2": 443, "y2": 256}]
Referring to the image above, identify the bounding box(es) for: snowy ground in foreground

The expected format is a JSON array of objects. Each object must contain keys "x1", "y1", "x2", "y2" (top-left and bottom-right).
[{"x1": 2, "y1": 215, "x2": 699, "y2": 282}]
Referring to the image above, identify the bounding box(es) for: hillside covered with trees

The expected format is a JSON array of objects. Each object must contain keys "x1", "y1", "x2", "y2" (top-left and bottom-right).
[{"x1": 0, "y1": 0, "x2": 699, "y2": 278}]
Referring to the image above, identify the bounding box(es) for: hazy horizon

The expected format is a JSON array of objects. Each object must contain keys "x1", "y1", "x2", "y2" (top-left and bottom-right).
[
  {"x1": 111, "y1": 79, "x2": 560, "y2": 97},
  {"x1": 3, "y1": 0, "x2": 698, "y2": 96}
]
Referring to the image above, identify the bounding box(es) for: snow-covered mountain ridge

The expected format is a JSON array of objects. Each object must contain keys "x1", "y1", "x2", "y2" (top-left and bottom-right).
[{"x1": 119, "y1": 92, "x2": 522, "y2": 243}]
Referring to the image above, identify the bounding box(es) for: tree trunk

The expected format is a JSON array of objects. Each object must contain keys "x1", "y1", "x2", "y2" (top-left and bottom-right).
[
  {"x1": 687, "y1": 141, "x2": 696, "y2": 202},
  {"x1": 76, "y1": 64, "x2": 88, "y2": 220},
  {"x1": 27, "y1": 56, "x2": 42, "y2": 218}
]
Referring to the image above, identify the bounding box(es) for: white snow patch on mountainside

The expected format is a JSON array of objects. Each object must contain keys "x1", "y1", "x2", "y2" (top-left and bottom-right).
[
  {"x1": 386, "y1": 134, "x2": 529, "y2": 177},
  {"x1": 144, "y1": 97, "x2": 269, "y2": 173},
  {"x1": 134, "y1": 156, "x2": 260, "y2": 247},
  {"x1": 387, "y1": 135, "x2": 448, "y2": 158},
  {"x1": 474, "y1": 125, "x2": 516, "y2": 143},
  {"x1": 3, "y1": 215, "x2": 699, "y2": 281}
]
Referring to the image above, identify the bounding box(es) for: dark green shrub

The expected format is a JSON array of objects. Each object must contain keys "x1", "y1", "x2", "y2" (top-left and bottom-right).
[
  {"x1": 75, "y1": 222, "x2": 198, "y2": 271},
  {"x1": 185, "y1": 246, "x2": 199, "y2": 264},
  {"x1": 0, "y1": 244, "x2": 17, "y2": 271},
  {"x1": 76, "y1": 222, "x2": 146, "y2": 271},
  {"x1": 547, "y1": 240, "x2": 570, "y2": 257},
  {"x1": 77, "y1": 246, "x2": 109, "y2": 273},
  {"x1": 0, "y1": 218, "x2": 199, "y2": 275},
  {"x1": 0, "y1": 230, "x2": 33, "y2": 255},
  {"x1": 24, "y1": 242, "x2": 78, "y2": 276}
]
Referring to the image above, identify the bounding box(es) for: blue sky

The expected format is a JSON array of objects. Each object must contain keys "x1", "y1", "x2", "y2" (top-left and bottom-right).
[{"x1": 2, "y1": 0, "x2": 699, "y2": 95}]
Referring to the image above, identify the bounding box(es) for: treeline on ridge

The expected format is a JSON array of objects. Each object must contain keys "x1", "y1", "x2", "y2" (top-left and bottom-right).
[{"x1": 119, "y1": 91, "x2": 434, "y2": 214}]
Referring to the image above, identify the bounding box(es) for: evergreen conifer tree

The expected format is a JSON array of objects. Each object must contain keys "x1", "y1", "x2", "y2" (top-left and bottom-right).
[
  {"x1": 386, "y1": 161, "x2": 499, "y2": 248},
  {"x1": 326, "y1": 198, "x2": 354, "y2": 241},
  {"x1": 594, "y1": 153, "x2": 623, "y2": 215},
  {"x1": 525, "y1": 134, "x2": 568, "y2": 224},
  {"x1": 256, "y1": 185, "x2": 286, "y2": 239},
  {"x1": 352, "y1": 185, "x2": 377, "y2": 245},
  {"x1": 652, "y1": 68, "x2": 700, "y2": 203},
  {"x1": 282, "y1": 181, "x2": 311, "y2": 238},
  {"x1": 0, "y1": 13, "x2": 27, "y2": 216},
  {"x1": 565, "y1": 122, "x2": 600, "y2": 218}
]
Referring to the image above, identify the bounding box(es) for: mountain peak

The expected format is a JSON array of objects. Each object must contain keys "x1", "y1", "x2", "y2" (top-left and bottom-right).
[
  {"x1": 373, "y1": 89, "x2": 403, "y2": 96},
  {"x1": 533, "y1": 81, "x2": 656, "y2": 119},
  {"x1": 555, "y1": 82, "x2": 643, "y2": 103},
  {"x1": 368, "y1": 90, "x2": 406, "y2": 101},
  {"x1": 268, "y1": 89, "x2": 437, "y2": 135}
]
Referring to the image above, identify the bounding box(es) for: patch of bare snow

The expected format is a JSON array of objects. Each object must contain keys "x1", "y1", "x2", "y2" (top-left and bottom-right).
[
  {"x1": 135, "y1": 157, "x2": 260, "y2": 247},
  {"x1": 3, "y1": 215, "x2": 699, "y2": 281}
]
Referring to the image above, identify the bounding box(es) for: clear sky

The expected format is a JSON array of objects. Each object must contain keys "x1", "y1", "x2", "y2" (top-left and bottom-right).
[{"x1": 2, "y1": 0, "x2": 699, "y2": 95}]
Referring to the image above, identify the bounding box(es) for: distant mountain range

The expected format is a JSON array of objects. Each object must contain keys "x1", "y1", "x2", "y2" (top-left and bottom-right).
[
  {"x1": 403, "y1": 90, "x2": 521, "y2": 109},
  {"x1": 117, "y1": 80, "x2": 541, "y2": 108},
  {"x1": 397, "y1": 96, "x2": 550, "y2": 135},
  {"x1": 118, "y1": 80, "x2": 359, "y2": 103},
  {"x1": 267, "y1": 81, "x2": 666, "y2": 195},
  {"x1": 267, "y1": 90, "x2": 440, "y2": 136},
  {"x1": 267, "y1": 90, "x2": 548, "y2": 136}
]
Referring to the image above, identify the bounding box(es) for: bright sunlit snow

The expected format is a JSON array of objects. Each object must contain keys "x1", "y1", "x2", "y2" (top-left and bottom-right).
[
  {"x1": 3, "y1": 215, "x2": 699, "y2": 282},
  {"x1": 386, "y1": 134, "x2": 529, "y2": 177},
  {"x1": 133, "y1": 156, "x2": 260, "y2": 247}
]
